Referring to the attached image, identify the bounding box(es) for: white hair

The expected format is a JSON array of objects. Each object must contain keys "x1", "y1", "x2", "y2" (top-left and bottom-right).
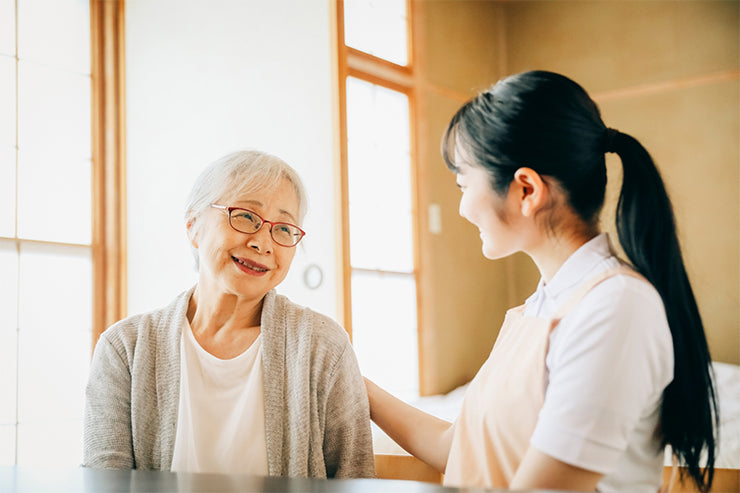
[{"x1": 185, "y1": 149, "x2": 308, "y2": 268}]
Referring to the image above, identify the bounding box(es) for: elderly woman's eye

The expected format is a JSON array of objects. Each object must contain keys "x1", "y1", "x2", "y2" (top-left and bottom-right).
[{"x1": 235, "y1": 211, "x2": 256, "y2": 222}]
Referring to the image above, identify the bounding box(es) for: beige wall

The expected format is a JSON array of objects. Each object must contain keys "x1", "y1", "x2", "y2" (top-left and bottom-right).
[
  {"x1": 414, "y1": 1, "x2": 509, "y2": 395},
  {"x1": 415, "y1": 0, "x2": 740, "y2": 394}
]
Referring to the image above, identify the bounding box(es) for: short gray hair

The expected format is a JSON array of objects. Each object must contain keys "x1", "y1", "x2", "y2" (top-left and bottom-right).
[{"x1": 185, "y1": 150, "x2": 308, "y2": 267}]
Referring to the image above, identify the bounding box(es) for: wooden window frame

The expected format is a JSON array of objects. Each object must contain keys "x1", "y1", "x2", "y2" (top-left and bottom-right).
[
  {"x1": 330, "y1": 0, "x2": 423, "y2": 369},
  {"x1": 90, "y1": 0, "x2": 126, "y2": 347}
]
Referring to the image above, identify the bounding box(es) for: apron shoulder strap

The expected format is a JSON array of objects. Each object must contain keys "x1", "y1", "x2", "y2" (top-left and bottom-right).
[{"x1": 551, "y1": 265, "x2": 647, "y2": 322}]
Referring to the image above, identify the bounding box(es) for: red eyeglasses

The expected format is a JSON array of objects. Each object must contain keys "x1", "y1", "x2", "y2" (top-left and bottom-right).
[{"x1": 211, "y1": 204, "x2": 305, "y2": 247}]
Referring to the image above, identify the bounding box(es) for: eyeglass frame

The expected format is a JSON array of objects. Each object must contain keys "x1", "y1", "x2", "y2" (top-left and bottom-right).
[{"x1": 210, "y1": 204, "x2": 306, "y2": 247}]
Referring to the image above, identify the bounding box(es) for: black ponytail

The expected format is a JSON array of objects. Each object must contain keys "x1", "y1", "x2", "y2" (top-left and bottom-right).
[
  {"x1": 611, "y1": 131, "x2": 718, "y2": 492},
  {"x1": 443, "y1": 71, "x2": 718, "y2": 492}
]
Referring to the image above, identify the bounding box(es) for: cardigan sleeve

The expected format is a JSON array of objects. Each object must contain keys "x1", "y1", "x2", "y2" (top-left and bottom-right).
[
  {"x1": 322, "y1": 343, "x2": 376, "y2": 479},
  {"x1": 82, "y1": 329, "x2": 135, "y2": 469}
]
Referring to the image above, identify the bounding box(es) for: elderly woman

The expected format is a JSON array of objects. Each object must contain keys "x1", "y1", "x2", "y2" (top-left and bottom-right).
[{"x1": 83, "y1": 150, "x2": 375, "y2": 478}]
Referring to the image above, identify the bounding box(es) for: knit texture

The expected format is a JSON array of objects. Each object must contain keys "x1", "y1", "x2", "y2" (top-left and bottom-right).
[{"x1": 83, "y1": 287, "x2": 375, "y2": 478}]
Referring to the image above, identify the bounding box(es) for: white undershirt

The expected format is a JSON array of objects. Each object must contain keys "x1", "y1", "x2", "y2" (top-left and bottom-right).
[
  {"x1": 171, "y1": 319, "x2": 269, "y2": 475},
  {"x1": 527, "y1": 233, "x2": 674, "y2": 492}
]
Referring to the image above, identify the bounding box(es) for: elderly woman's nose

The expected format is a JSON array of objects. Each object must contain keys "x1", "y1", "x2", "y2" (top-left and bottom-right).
[{"x1": 247, "y1": 226, "x2": 273, "y2": 253}]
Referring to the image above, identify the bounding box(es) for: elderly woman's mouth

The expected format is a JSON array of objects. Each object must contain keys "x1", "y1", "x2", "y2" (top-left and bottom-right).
[{"x1": 232, "y1": 256, "x2": 270, "y2": 274}]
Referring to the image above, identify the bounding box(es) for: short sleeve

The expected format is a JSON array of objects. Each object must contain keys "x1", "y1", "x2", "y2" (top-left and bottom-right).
[{"x1": 531, "y1": 275, "x2": 673, "y2": 473}]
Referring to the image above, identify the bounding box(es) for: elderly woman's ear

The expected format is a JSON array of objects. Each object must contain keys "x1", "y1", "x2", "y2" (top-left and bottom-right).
[{"x1": 186, "y1": 214, "x2": 199, "y2": 249}]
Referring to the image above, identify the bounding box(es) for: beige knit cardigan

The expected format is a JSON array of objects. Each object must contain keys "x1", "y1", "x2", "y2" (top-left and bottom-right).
[{"x1": 83, "y1": 287, "x2": 375, "y2": 478}]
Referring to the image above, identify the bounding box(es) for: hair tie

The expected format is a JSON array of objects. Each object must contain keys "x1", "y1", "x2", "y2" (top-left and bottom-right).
[{"x1": 604, "y1": 128, "x2": 620, "y2": 154}]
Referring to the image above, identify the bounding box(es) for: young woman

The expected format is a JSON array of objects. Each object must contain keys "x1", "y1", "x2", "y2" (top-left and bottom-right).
[{"x1": 365, "y1": 71, "x2": 717, "y2": 492}]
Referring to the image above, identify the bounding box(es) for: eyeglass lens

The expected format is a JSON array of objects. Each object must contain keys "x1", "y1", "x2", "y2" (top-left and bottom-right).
[{"x1": 229, "y1": 209, "x2": 302, "y2": 246}]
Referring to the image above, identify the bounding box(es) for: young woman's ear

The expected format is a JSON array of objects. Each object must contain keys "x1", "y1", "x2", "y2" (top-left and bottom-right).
[
  {"x1": 186, "y1": 214, "x2": 199, "y2": 249},
  {"x1": 512, "y1": 167, "x2": 548, "y2": 217}
]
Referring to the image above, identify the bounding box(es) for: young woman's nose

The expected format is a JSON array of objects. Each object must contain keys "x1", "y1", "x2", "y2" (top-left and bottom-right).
[{"x1": 459, "y1": 199, "x2": 469, "y2": 222}]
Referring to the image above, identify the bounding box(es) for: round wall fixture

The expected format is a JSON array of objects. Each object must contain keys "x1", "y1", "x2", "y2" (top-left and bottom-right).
[{"x1": 303, "y1": 263, "x2": 324, "y2": 290}]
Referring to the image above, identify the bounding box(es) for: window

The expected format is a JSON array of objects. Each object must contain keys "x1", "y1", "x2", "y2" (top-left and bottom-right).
[
  {"x1": 0, "y1": 0, "x2": 92, "y2": 467},
  {"x1": 335, "y1": 0, "x2": 420, "y2": 400},
  {"x1": 346, "y1": 77, "x2": 418, "y2": 399},
  {"x1": 343, "y1": 0, "x2": 408, "y2": 66},
  {"x1": 0, "y1": 0, "x2": 125, "y2": 467}
]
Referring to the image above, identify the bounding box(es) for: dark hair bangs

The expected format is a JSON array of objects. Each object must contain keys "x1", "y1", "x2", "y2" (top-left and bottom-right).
[{"x1": 441, "y1": 101, "x2": 474, "y2": 173}]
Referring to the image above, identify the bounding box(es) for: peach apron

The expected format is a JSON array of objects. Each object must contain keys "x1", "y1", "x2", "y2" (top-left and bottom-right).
[{"x1": 444, "y1": 266, "x2": 675, "y2": 491}]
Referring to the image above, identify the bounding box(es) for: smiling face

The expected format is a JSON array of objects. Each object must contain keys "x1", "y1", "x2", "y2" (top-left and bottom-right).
[
  {"x1": 455, "y1": 161, "x2": 525, "y2": 260},
  {"x1": 188, "y1": 176, "x2": 301, "y2": 302}
]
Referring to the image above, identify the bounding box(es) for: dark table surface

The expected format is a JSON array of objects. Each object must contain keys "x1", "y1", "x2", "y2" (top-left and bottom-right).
[{"x1": 0, "y1": 466, "x2": 568, "y2": 492}]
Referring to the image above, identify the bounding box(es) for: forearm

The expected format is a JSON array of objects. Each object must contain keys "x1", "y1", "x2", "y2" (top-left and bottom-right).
[
  {"x1": 365, "y1": 378, "x2": 453, "y2": 473},
  {"x1": 510, "y1": 446, "x2": 602, "y2": 491}
]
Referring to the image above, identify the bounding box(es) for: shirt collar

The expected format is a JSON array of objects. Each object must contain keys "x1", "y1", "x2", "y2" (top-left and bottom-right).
[{"x1": 525, "y1": 232, "x2": 616, "y2": 305}]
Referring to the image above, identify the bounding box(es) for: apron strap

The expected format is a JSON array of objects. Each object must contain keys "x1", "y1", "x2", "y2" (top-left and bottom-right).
[{"x1": 551, "y1": 265, "x2": 647, "y2": 322}]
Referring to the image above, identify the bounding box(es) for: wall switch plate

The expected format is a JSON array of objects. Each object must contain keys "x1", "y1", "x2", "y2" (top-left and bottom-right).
[{"x1": 429, "y1": 203, "x2": 442, "y2": 235}]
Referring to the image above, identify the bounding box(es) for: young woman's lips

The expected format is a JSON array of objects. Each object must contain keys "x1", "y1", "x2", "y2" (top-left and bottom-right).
[{"x1": 232, "y1": 256, "x2": 270, "y2": 276}]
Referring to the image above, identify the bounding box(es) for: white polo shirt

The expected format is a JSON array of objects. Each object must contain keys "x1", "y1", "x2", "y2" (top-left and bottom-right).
[{"x1": 527, "y1": 233, "x2": 674, "y2": 492}]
